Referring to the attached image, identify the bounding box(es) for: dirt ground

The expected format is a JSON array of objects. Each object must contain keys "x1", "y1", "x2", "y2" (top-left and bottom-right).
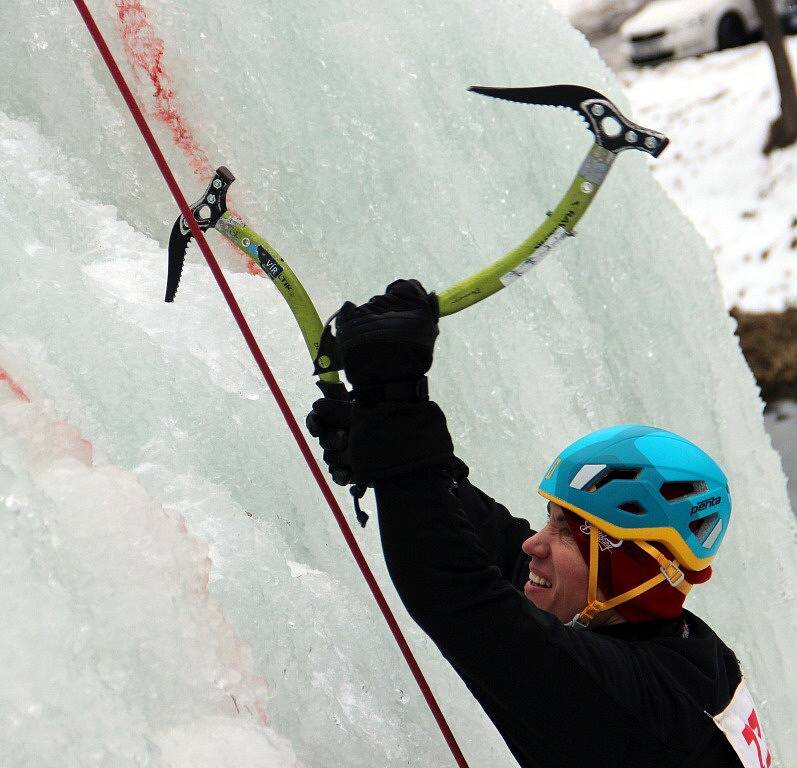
[{"x1": 731, "y1": 307, "x2": 797, "y2": 406}]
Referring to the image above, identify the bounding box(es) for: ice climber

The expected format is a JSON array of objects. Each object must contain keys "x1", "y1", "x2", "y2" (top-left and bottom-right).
[{"x1": 306, "y1": 279, "x2": 773, "y2": 768}]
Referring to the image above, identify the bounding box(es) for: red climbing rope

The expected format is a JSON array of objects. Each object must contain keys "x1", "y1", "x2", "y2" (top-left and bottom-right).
[{"x1": 69, "y1": 2, "x2": 470, "y2": 765}]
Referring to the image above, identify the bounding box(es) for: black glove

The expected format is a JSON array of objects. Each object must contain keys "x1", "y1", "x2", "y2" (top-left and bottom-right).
[
  {"x1": 306, "y1": 397, "x2": 355, "y2": 486},
  {"x1": 307, "y1": 397, "x2": 456, "y2": 487},
  {"x1": 306, "y1": 395, "x2": 456, "y2": 488},
  {"x1": 335, "y1": 279, "x2": 439, "y2": 403}
]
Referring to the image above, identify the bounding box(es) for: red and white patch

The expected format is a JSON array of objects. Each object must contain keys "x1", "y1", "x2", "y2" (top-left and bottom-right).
[{"x1": 713, "y1": 678, "x2": 772, "y2": 768}]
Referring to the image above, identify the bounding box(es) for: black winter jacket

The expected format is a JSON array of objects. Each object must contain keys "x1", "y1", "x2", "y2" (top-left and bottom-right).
[{"x1": 356, "y1": 402, "x2": 745, "y2": 768}]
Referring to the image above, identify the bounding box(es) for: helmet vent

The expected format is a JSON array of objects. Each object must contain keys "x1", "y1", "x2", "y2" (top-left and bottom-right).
[
  {"x1": 618, "y1": 502, "x2": 645, "y2": 515},
  {"x1": 570, "y1": 464, "x2": 607, "y2": 490},
  {"x1": 587, "y1": 467, "x2": 641, "y2": 492},
  {"x1": 660, "y1": 481, "x2": 708, "y2": 501},
  {"x1": 690, "y1": 513, "x2": 721, "y2": 546}
]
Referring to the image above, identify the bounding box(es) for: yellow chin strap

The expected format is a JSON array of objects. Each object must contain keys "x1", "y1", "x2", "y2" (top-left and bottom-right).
[{"x1": 572, "y1": 526, "x2": 693, "y2": 628}]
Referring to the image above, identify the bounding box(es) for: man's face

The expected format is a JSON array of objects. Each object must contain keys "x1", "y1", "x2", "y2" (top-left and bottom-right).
[{"x1": 521, "y1": 502, "x2": 589, "y2": 623}]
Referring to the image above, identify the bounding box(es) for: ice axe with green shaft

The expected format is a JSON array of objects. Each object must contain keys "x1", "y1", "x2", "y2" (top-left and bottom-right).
[{"x1": 166, "y1": 84, "x2": 668, "y2": 399}]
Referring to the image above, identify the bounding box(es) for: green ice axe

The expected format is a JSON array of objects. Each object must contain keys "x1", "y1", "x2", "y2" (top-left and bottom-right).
[{"x1": 166, "y1": 84, "x2": 668, "y2": 396}]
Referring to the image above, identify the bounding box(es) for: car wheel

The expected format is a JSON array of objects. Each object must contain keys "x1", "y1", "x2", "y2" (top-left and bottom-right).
[{"x1": 717, "y1": 12, "x2": 747, "y2": 49}]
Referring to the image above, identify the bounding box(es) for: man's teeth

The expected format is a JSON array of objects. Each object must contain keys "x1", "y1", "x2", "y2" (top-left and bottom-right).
[{"x1": 528, "y1": 572, "x2": 552, "y2": 588}]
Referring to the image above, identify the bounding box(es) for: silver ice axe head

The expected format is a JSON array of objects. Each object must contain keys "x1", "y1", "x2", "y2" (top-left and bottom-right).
[
  {"x1": 166, "y1": 166, "x2": 236, "y2": 302},
  {"x1": 468, "y1": 84, "x2": 669, "y2": 157}
]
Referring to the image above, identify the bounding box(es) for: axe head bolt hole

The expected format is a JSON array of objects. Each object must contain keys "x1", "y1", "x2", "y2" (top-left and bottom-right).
[{"x1": 600, "y1": 116, "x2": 622, "y2": 137}]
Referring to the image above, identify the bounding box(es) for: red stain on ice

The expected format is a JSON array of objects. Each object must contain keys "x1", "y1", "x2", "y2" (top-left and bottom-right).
[
  {"x1": 115, "y1": 0, "x2": 211, "y2": 179},
  {"x1": 246, "y1": 258, "x2": 264, "y2": 276},
  {"x1": 1, "y1": 369, "x2": 93, "y2": 464},
  {"x1": 52, "y1": 422, "x2": 95, "y2": 466},
  {"x1": 0, "y1": 368, "x2": 31, "y2": 402},
  {"x1": 115, "y1": 1, "x2": 266, "y2": 278}
]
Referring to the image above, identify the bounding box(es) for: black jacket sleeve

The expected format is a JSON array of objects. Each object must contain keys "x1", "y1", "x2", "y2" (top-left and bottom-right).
[
  {"x1": 445, "y1": 457, "x2": 534, "y2": 589},
  {"x1": 347, "y1": 399, "x2": 532, "y2": 582}
]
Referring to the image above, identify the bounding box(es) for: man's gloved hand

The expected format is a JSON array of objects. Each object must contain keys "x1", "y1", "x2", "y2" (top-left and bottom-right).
[
  {"x1": 306, "y1": 279, "x2": 450, "y2": 490},
  {"x1": 335, "y1": 279, "x2": 439, "y2": 403},
  {"x1": 305, "y1": 397, "x2": 354, "y2": 486},
  {"x1": 306, "y1": 392, "x2": 456, "y2": 489}
]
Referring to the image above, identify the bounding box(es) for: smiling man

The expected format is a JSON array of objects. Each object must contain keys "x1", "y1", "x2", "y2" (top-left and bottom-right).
[
  {"x1": 522, "y1": 502, "x2": 627, "y2": 627},
  {"x1": 307, "y1": 280, "x2": 770, "y2": 768}
]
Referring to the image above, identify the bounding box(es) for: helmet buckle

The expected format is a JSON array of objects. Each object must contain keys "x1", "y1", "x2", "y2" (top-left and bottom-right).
[
  {"x1": 567, "y1": 614, "x2": 591, "y2": 630},
  {"x1": 661, "y1": 560, "x2": 685, "y2": 588},
  {"x1": 568, "y1": 601, "x2": 603, "y2": 629}
]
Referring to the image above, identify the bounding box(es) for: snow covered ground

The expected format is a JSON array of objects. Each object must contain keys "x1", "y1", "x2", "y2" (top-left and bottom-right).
[
  {"x1": 601, "y1": 26, "x2": 797, "y2": 311},
  {"x1": 553, "y1": 0, "x2": 796, "y2": 309}
]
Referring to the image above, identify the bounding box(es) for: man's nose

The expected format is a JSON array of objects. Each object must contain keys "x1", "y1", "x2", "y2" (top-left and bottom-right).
[{"x1": 522, "y1": 529, "x2": 550, "y2": 559}]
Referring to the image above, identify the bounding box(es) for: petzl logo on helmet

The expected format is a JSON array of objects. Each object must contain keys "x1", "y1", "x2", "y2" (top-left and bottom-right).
[
  {"x1": 580, "y1": 521, "x2": 624, "y2": 552},
  {"x1": 691, "y1": 496, "x2": 722, "y2": 515},
  {"x1": 545, "y1": 457, "x2": 562, "y2": 480}
]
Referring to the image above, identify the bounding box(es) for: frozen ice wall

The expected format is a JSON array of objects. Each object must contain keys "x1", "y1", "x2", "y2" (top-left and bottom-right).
[
  {"x1": 0, "y1": 359, "x2": 299, "y2": 767},
  {"x1": 2, "y1": 0, "x2": 795, "y2": 765}
]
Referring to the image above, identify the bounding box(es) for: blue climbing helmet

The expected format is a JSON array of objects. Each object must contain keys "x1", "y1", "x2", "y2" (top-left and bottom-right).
[{"x1": 538, "y1": 424, "x2": 731, "y2": 573}]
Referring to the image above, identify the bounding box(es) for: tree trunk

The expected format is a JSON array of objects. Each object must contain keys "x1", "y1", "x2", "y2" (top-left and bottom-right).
[{"x1": 752, "y1": 0, "x2": 797, "y2": 153}]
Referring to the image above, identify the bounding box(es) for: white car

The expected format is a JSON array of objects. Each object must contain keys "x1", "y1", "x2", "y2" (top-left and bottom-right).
[{"x1": 620, "y1": 0, "x2": 797, "y2": 65}]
